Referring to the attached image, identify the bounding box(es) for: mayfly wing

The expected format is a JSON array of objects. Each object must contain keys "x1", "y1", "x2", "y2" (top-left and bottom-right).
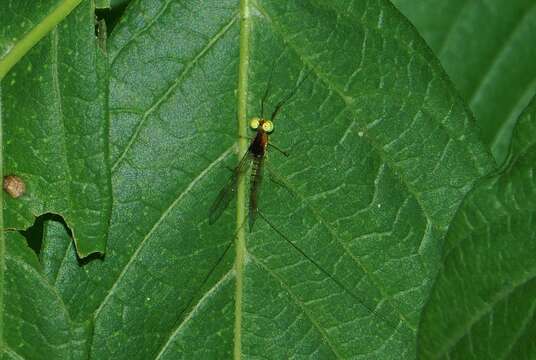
[
  {"x1": 248, "y1": 157, "x2": 264, "y2": 230},
  {"x1": 209, "y1": 149, "x2": 252, "y2": 224}
]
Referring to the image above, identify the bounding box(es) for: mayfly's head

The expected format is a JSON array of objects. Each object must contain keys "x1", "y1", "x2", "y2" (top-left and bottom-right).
[{"x1": 249, "y1": 117, "x2": 274, "y2": 133}]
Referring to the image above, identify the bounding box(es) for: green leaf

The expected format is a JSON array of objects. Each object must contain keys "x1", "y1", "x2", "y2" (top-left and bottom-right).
[
  {"x1": 1, "y1": 1, "x2": 112, "y2": 256},
  {"x1": 40, "y1": 219, "x2": 73, "y2": 284},
  {"x1": 0, "y1": 0, "x2": 83, "y2": 80},
  {"x1": 418, "y1": 95, "x2": 536, "y2": 359},
  {"x1": 110, "y1": 0, "x2": 129, "y2": 7},
  {"x1": 95, "y1": 0, "x2": 110, "y2": 9},
  {"x1": 1, "y1": 231, "x2": 90, "y2": 359},
  {"x1": 41, "y1": 0, "x2": 493, "y2": 358},
  {"x1": 391, "y1": 0, "x2": 536, "y2": 162}
]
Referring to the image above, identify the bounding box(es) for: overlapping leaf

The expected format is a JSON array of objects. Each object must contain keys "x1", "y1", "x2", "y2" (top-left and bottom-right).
[
  {"x1": 419, "y1": 96, "x2": 536, "y2": 359},
  {"x1": 391, "y1": 0, "x2": 536, "y2": 162}
]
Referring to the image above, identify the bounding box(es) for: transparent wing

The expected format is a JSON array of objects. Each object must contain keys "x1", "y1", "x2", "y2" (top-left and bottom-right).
[{"x1": 209, "y1": 150, "x2": 252, "y2": 224}]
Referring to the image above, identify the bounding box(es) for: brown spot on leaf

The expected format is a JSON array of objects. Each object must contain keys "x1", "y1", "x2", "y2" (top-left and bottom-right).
[{"x1": 3, "y1": 175, "x2": 26, "y2": 198}]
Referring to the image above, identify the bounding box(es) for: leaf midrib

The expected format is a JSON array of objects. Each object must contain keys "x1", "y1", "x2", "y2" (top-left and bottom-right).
[
  {"x1": 234, "y1": 0, "x2": 252, "y2": 358},
  {"x1": 234, "y1": 2, "x2": 424, "y2": 354}
]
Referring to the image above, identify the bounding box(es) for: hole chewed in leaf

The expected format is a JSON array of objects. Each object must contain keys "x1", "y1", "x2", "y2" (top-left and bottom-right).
[{"x1": 20, "y1": 213, "x2": 72, "y2": 256}]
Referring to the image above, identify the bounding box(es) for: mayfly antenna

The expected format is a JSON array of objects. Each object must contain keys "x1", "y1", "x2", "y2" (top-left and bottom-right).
[
  {"x1": 260, "y1": 66, "x2": 275, "y2": 119},
  {"x1": 271, "y1": 69, "x2": 313, "y2": 121}
]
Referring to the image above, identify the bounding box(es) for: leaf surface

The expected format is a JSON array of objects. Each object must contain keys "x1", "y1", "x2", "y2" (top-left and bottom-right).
[
  {"x1": 418, "y1": 95, "x2": 536, "y2": 359},
  {"x1": 391, "y1": 0, "x2": 536, "y2": 162},
  {"x1": 40, "y1": 0, "x2": 495, "y2": 359}
]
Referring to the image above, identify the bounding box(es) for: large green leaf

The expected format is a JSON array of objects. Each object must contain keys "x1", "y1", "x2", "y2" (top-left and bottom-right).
[
  {"x1": 1, "y1": 0, "x2": 111, "y2": 256},
  {"x1": 35, "y1": 0, "x2": 494, "y2": 358},
  {"x1": 418, "y1": 95, "x2": 536, "y2": 359},
  {"x1": 391, "y1": 0, "x2": 536, "y2": 162}
]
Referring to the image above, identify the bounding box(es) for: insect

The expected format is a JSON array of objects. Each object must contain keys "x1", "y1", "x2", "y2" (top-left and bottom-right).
[
  {"x1": 208, "y1": 70, "x2": 308, "y2": 230},
  {"x1": 201, "y1": 69, "x2": 408, "y2": 341}
]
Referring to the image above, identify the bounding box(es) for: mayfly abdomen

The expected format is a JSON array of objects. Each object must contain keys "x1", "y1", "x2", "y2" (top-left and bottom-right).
[{"x1": 249, "y1": 157, "x2": 264, "y2": 229}]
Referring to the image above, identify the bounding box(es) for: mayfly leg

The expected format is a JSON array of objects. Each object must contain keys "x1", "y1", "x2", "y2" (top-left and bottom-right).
[
  {"x1": 175, "y1": 238, "x2": 233, "y2": 320},
  {"x1": 174, "y1": 217, "x2": 249, "y2": 326},
  {"x1": 257, "y1": 211, "x2": 406, "y2": 334}
]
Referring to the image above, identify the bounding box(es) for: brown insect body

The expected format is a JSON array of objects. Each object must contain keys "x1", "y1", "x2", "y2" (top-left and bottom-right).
[
  {"x1": 208, "y1": 118, "x2": 273, "y2": 228},
  {"x1": 248, "y1": 119, "x2": 270, "y2": 229},
  {"x1": 248, "y1": 119, "x2": 269, "y2": 158}
]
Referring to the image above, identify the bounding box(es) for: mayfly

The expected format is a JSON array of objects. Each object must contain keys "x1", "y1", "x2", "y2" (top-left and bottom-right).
[
  {"x1": 176, "y1": 70, "x2": 311, "y2": 322},
  {"x1": 208, "y1": 71, "x2": 309, "y2": 230},
  {"x1": 202, "y1": 69, "x2": 408, "y2": 340}
]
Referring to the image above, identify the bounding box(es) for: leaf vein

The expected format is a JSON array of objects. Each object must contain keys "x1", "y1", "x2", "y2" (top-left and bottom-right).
[
  {"x1": 93, "y1": 145, "x2": 234, "y2": 320},
  {"x1": 111, "y1": 13, "x2": 238, "y2": 172},
  {"x1": 249, "y1": 254, "x2": 344, "y2": 359},
  {"x1": 154, "y1": 270, "x2": 235, "y2": 360}
]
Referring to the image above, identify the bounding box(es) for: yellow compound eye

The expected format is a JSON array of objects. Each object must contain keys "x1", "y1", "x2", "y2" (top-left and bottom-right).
[
  {"x1": 250, "y1": 118, "x2": 260, "y2": 130},
  {"x1": 262, "y1": 120, "x2": 274, "y2": 133}
]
